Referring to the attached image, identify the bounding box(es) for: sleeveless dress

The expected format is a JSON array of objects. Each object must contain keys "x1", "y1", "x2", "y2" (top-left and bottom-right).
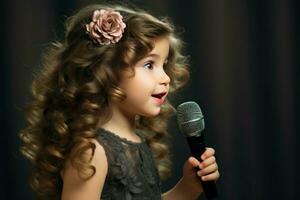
[{"x1": 96, "y1": 128, "x2": 162, "y2": 200}]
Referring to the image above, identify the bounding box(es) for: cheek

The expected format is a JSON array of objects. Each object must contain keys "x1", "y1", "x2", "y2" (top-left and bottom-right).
[
  {"x1": 126, "y1": 81, "x2": 152, "y2": 99},
  {"x1": 119, "y1": 68, "x2": 156, "y2": 100},
  {"x1": 124, "y1": 80, "x2": 154, "y2": 101}
]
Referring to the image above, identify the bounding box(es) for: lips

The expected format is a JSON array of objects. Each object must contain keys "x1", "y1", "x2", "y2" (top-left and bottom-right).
[{"x1": 151, "y1": 92, "x2": 167, "y2": 99}]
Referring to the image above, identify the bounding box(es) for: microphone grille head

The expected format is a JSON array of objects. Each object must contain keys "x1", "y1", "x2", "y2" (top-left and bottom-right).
[{"x1": 176, "y1": 101, "x2": 205, "y2": 137}]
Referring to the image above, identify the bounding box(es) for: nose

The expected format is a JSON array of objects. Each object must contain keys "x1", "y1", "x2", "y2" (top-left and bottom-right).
[{"x1": 159, "y1": 70, "x2": 170, "y2": 86}]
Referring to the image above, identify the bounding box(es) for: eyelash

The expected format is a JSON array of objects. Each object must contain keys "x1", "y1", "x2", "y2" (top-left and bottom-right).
[
  {"x1": 144, "y1": 61, "x2": 154, "y2": 70},
  {"x1": 143, "y1": 60, "x2": 169, "y2": 70}
]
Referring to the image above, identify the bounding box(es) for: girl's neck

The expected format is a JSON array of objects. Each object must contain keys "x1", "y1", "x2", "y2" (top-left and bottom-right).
[{"x1": 98, "y1": 103, "x2": 137, "y2": 139}]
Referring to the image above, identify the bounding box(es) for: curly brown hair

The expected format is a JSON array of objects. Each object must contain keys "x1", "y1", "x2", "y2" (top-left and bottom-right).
[{"x1": 19, "y1": 4, "x2": 190, "y2": 200}]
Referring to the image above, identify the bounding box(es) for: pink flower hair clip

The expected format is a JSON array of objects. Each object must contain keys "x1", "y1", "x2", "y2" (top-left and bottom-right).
[{"x1": 86, "y1": 9, "x2": 126, "y2": 45}]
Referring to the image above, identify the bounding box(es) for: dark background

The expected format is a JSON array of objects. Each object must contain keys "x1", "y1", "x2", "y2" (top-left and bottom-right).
[{"x1": 1, "y1": 0, "x2": 299, "y2": 199}]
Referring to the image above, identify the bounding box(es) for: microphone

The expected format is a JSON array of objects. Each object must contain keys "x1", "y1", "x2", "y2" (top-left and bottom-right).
[{"x1": 176, "y1": 101, "x2": 218, "y2": 200}]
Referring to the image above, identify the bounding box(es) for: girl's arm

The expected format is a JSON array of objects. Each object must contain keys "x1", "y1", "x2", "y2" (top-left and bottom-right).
[
  {"x1": 162, "y1": 148, "x2": 220, "y2": 200},
  {"x1": 61, "y1": 139, "x2": 108, "y2": 200}
]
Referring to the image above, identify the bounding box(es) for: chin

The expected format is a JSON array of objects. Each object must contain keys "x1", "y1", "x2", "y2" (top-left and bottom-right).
[{"x1": 140, "y1": 108, "x2": 161, "y2": 118}]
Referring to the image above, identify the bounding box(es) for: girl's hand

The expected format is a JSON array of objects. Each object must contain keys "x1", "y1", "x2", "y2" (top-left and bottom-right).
[{"x1": 182, "y1": 148, "x2": 220, "y2": 193}]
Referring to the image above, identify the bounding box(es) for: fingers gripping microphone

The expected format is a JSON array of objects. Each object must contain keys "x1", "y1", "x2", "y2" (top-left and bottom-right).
[{"x1": 176, "y1": 101, "x2": 218, "y2": 200}]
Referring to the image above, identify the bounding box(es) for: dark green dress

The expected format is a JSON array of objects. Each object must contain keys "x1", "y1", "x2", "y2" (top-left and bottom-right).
[{"x1": 96, "y1": 128, "x2": 162, "y2": 200}]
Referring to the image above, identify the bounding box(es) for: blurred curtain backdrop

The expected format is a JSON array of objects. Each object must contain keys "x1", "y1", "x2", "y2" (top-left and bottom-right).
[{"x1": 2, "y1": 0, "x2": 299, "y2": 200}]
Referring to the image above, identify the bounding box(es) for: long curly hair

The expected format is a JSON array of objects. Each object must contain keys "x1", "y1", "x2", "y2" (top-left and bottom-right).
[{"x1": 19, "y1": 4, "x2": 190, "y2": 199}]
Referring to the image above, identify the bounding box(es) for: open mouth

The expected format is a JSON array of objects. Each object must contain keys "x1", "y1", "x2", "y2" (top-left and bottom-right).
[{"x1": 151, "y1": 92, "x2": 167, "y2": 99}]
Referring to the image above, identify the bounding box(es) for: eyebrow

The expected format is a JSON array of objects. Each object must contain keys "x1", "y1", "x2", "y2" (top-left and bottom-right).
[
  {"x1": 145, "y1": 53, "x2": 160, "y2": 59},
  {"x1": 145, "y1": 53, "x2": 169, "y2": 62}
]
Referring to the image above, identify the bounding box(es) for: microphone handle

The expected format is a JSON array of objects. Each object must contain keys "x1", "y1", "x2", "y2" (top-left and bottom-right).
[{"x1": 186, "y1": 134, "x2": 218, "y2": 200}]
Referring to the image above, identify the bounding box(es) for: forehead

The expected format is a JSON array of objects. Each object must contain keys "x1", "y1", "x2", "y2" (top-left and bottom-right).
[{"x1": 146, "y1": 37, "x2": 170, "y2": 59}]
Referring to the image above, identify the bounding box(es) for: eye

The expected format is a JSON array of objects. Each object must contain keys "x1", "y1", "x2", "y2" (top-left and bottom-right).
[{"x1": 143, "y1": 61, "x2": 154, "y2": 70}]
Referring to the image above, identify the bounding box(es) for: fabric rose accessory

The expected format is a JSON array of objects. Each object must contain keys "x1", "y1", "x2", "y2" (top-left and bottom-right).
[{"x1": 86, "y1": 9, "x2": 126, "y2": 45}]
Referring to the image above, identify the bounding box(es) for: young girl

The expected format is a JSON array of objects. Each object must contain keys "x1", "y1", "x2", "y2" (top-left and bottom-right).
[{"x1": 19, "y1": 3, "x2": 220, "y2": 200}]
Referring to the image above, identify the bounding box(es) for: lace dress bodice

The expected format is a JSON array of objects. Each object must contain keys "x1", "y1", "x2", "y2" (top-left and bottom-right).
[{"x1": 96, "y1": 128, "x2": 162, "y2": 200}]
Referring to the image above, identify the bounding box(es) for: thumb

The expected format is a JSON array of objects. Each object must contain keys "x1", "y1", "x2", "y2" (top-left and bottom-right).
[{"x1": 185, "y1": 156, "x2": 200, "y2": 170}]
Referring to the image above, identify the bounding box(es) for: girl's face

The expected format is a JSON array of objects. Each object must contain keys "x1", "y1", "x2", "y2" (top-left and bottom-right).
[{"x1": 116, "y1": 37, "x2": 170, "y2": 118}]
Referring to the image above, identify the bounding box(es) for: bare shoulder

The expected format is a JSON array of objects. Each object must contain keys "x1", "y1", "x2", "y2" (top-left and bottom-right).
[{"x1": 61, "y1": 139, "x2": 108, "y2": 200}]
